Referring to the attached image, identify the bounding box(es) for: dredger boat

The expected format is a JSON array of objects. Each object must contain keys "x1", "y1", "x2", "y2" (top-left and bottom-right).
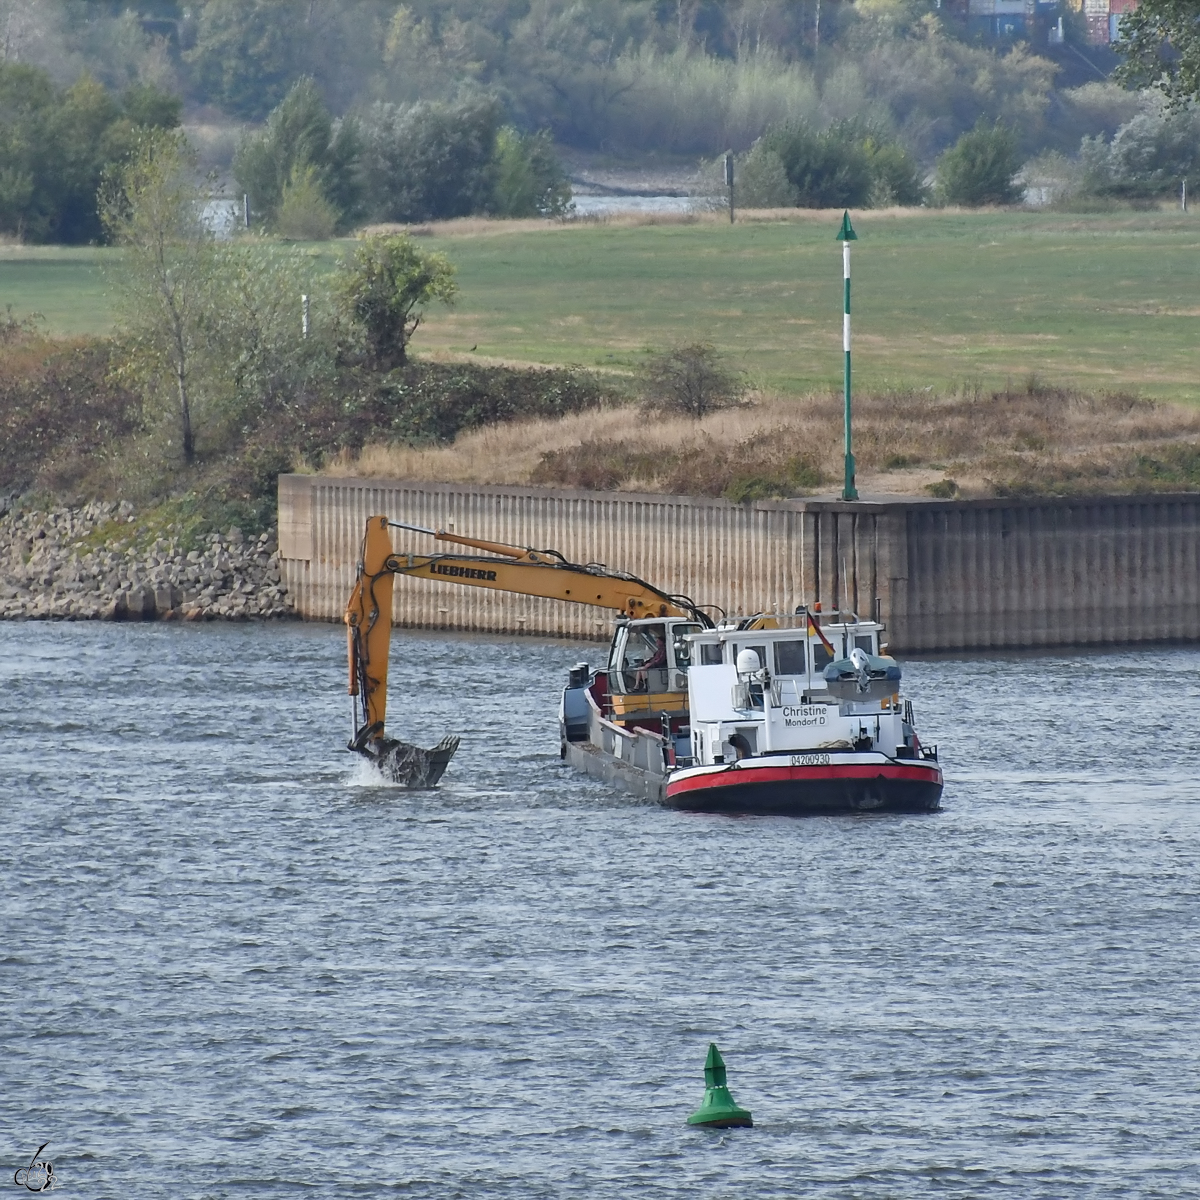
[{"x1": 343, "y1": 515, "x2": 942, "y2": 814}]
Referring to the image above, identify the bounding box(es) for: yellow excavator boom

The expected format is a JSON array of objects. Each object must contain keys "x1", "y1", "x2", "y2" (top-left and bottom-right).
[
  {"x1": 344, "y1": 515, "x2": 397, "y2": 734},
  {"x1": 344, "y1": 515, "x2": 708, "y2": 745}
]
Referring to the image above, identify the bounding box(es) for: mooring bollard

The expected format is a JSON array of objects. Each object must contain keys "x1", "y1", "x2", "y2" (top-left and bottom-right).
[{"x1": 686, "y1": 1043, "x2": 753, "y2": 1128}]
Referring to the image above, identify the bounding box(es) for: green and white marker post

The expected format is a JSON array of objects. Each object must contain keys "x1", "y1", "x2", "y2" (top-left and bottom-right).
[{"x1": 836, "y1": 210, "x2": 858, "y2": 501}]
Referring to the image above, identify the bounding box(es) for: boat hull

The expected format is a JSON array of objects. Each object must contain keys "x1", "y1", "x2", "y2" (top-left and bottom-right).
[{"x1": 664, "y1": 757, "x2": 943, "y2": 816}]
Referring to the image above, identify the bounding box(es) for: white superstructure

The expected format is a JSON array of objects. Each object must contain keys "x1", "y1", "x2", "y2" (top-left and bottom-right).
[{"x1": 682, "y1": 614, "x2": 920, "y2": 767}]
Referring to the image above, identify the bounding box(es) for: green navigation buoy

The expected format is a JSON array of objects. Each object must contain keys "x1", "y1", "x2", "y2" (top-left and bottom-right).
[{"x1": 686, "y1": 1043, "x2": 753, "y2": 1128}]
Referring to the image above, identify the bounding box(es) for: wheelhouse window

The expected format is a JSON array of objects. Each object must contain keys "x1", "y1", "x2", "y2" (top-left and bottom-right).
[
  {"x1": 699, "y1": 643, "x2": 723, "y2": 666},
  {"x1": 774, "y1": 640, "x2": 807, "y2": 675},
  {"x1": 620, "y1": 624, "x2": 668, "y2": 692}
]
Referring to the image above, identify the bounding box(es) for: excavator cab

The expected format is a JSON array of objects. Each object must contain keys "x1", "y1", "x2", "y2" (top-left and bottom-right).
[{"x1": 607, "y1": 617, "x2": 703, "y2": 720}]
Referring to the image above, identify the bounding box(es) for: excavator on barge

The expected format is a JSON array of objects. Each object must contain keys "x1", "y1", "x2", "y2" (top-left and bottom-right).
[
  {"x1": 343, "y1": 514, "x2": 943, "y2": 815},
  {"x1": 344, "y1": 513, "x2": 714, "y2": 783}
]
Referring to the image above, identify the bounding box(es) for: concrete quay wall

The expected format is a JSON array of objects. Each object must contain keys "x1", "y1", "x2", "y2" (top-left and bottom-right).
[{"x1": 278, "y1": 474, "x2": 1200, "y2": 652}]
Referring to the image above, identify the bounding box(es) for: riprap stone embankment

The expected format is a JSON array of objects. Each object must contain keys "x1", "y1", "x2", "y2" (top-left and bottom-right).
[{"x1": 0, "y1": 500, "x2": 294, "y2": 621}]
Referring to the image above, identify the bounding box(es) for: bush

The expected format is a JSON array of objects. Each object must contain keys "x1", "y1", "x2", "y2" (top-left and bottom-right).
[
  {"x1": 925, "y1": 478, "x2": 960, "y2": 498},
  {"x1": 935, "y1": 120, "x2": 1022, "y2": 206},
  {"x1": 0, "y1": 318, "x2": 620, "y2": 505},
  {"x1": 751, "y1": 120, "x2": 924, "y2": 209},
  {"x1": 374, "y1": 363, "x2": 614, "y2": 444},
  {"x1": 530, "y1": 435, "x2": 828, "y2": 500},
  {"x1": 276, "y1": 164, "x2": 338, "y2": 240},
  {"x1": 1131, "y1": 445, "x2": 1200, "y2": 489},
  {"x1": 737, "y1": 144, "x2": 797, "y2": 207},
  {"x1": 492, "y1": 127, "x2": 573, "y2": 217},
  {"x1": 531, "y1": 439, "x2": 675, "y2": 492},
  {"x1": 0, "y1": 336, "x2": 142, "y2": 495},
  {"x1": 639, "y1": 343, "x2": 746, "y2": 419},
  {"x1": 723, "y1": 457, "x2": 826, "y2": 502},
  {"x1": 359, "y1": 98, "x2": 502, "y2": 223},
  {"x1": 235, "y1": 361, "x2": 618, "y2": 481},
  {"x1": 336, "y1": 235, "x2": 457, "y2": 369}
]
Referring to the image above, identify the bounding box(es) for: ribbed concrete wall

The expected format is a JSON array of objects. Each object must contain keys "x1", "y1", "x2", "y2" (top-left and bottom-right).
[
  {"x1": 278, "y1": 475, "x2": 1200, "y2": 651},
  {"x1": 895, "y1": 496, "x2": 1200, "y2": 651}
]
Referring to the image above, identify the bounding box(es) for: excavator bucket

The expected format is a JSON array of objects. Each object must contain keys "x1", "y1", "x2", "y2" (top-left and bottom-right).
[{"x1": 349, "y1": 723, "x2": 461, "y2": 788}]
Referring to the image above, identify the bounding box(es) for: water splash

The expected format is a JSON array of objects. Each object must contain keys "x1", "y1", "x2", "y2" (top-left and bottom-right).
[{"x1": 345, "y1": 756, "x2": 399, "y2": 788}]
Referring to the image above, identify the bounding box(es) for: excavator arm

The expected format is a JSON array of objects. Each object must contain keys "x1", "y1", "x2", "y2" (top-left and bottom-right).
[
  {"x1": 344, "y1": 515, "x2": 397, "y2": 737},
  {"x1": 343, "y1": 515, "x2": 710, "y2": 777}
]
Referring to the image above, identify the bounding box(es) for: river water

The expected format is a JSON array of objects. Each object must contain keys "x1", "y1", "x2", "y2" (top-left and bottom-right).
[{"x1": 2, "y1": 622, "x2": 1199, "y2": 1198}]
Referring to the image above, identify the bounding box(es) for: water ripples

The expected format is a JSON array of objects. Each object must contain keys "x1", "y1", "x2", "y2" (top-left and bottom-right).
[{"x1": 2, "y1": 622, "x2": 1199, "y2": 1196}]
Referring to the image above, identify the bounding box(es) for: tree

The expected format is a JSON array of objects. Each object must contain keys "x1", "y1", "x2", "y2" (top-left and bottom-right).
[
  {"x1": 359, "y1": 98, "x2": 502, "y2": 223},
  {"x1": 50, "y1": 75, "x2": 123, "y2": 245},
  {"x1": 1114, "y1": 0, "x2": 1200, "y2": 109},
  {"x1": 757, "y1": 122, "x2": 874, "y2": 208},
  {"x1": 202, "y1": 242, "x2": 334, "y2": 435},
  {"x1": 100, "y1": 130, "x2": 213, "y2": 465},
  {"x1": 492, "y1": 127, "x2": 573, "y2": 217},
  {"x1": 336, "y1": 235, "x2": 457, "y2": 370},
  {"x1": 862, "y1": 135, "x2": 926, "y2": 207},
  {"x1": 935, "y1": 120, "x2": 1022, "y2": 206},
  {"x1": 639, "y1": 343, "x2": 745, "y2": 419},
  {"x1": 0, "y1": 62, "x2": 181, "y2": 243},
  {"x1": 103, "y1": 131, "x2": 331, "y2": 467},
  {"x1": 738, "y1": 144, "x2": 798, "y2": 207},
  {"x1": 122, "y1": 83, "x2": 184, "y2": 131},
  {"x1": 1080, "y1": 103, "x2": 1200, "y2": 198},
  {"x1": 184, "y1": 0, "x2": 310, "y2": 120},
  {"x1": 233, "y1": 78, "x2": 361, "y2": 231},
  {"x1": 0, "y1": 63, "x2": 59, "y2": 241}
]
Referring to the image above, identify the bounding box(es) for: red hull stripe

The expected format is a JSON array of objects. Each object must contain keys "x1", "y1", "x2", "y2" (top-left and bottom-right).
[{"x1": 667, "y1": 762, "x2": 941, "y2": 797}]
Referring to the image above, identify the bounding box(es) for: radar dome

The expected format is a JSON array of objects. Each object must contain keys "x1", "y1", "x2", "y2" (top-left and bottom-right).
[{"x1": 735, "y1": 649, "x2": 761, "y2": 675}]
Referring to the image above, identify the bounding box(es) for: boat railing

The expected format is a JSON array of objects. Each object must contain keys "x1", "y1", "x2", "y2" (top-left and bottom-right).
[
  {"x1": 769, "y1": 678, "x2": 807, "y2": 707},
  {"x1": 585, "y1": 686, "x2": 669, "y2": 775},
  {"x1": 717, "y1": 611, "x2": 873, "y2": 631}
]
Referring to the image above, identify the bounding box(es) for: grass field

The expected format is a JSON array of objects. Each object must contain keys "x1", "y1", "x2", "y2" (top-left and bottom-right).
[{"x1": 2, "y1": 207, "x2": 1198, "y2": 401}]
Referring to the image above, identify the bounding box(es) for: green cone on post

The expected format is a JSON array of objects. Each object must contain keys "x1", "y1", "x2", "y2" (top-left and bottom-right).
[{"x1": 686, "y1": 1043, "x2": 753, "y2": 1128}]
